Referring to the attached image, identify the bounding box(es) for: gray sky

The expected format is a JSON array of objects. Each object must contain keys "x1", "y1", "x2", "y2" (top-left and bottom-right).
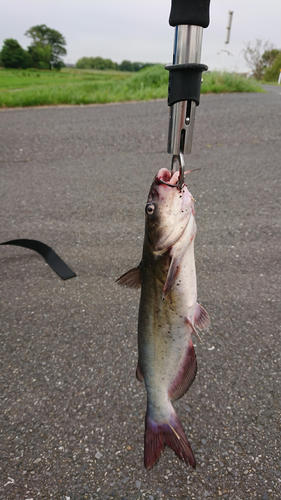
[{"x1": 1, "y1": 0, "x2": 280, "y2": 73}]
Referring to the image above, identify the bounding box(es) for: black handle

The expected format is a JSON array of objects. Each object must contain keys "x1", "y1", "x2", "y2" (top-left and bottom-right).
[
  {"x1": 1, "y1": 239, "x2": 76, "y2": 280},
  {"x1": 169, "y1": 0, "x2": 210, "y2": 28},
  {"x1": 166, "y1": 63, "x2": 208, "y2": 107}
]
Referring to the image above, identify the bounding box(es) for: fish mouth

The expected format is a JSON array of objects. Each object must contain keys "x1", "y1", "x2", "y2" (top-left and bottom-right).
[{"x1": 155, "y1": 169, "x2": 181, "y2": 188}]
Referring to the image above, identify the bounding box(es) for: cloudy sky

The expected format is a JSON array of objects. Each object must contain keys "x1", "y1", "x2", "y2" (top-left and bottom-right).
[{"x1": 1, "y1": 0, "x2": 280, "y2": 73}]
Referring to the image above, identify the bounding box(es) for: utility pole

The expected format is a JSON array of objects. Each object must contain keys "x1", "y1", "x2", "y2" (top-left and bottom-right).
[{"x1": 225, "y1": 10, "x2": 233, "y2": 45}]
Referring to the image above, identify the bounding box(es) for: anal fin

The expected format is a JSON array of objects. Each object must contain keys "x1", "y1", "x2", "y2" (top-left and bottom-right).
[{"x1": 168, "y1": 338, "x2": 197, "y2": 401}]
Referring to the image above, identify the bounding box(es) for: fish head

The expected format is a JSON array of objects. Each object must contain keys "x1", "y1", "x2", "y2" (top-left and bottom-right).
[{"x1": 145, "y1": 168, "x2": 194, "y2": 253}]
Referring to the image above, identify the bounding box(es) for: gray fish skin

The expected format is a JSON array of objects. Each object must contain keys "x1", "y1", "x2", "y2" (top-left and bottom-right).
[{"x1": 117, "y1": 167, "x2": 210, "y2": 470}]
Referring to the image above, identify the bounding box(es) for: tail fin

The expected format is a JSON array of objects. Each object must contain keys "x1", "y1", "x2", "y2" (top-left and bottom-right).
[{"x1": 144, "y1": 409, "x2": 196, "y2": 470}]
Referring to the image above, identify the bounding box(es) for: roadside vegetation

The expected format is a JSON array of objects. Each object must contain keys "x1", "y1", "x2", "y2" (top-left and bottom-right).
[
  {"x1": 0, "y1": 28, "x2": 279, "y2": 108},
  {"x1": 0, "y1": 65, "x2": 265, "y2": 108},
  {"x1": 243, "y1": 39, "x2": 281, "y2": 82}
]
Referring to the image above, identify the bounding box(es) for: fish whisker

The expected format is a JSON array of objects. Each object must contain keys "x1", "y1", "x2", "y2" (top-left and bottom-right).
[{"x1": 184, "y1": 168, "x2": 202, "y2": 175}]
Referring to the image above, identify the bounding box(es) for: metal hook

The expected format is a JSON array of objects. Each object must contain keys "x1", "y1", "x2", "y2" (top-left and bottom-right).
[{"x1": 171, "y1": 152, "x2": 185, "y2": 189}]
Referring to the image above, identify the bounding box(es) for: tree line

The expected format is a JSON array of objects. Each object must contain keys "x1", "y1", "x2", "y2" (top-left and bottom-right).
[
  {"x1": 0, "y1": 24, "x2": 154, "y2": 73},
  {"x1": 1, "y1": 28, "x2": 280, "y2": 81},
  {"x1": 76, "y1": 56, "x2": 154, "y2": 72},
  {"x1": 0, "y1": 25, "x2": 66, "y2": 70}
]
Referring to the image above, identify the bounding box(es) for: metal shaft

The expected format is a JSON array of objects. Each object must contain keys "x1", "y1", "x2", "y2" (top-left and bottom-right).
[{"x1": 167, "y1": 25, "x2": 203, "y2": 156}]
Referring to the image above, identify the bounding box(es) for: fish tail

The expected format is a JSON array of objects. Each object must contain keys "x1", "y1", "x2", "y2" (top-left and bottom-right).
[{"x1": 144, "y1": 408, "x2": 196, "y2": 470}]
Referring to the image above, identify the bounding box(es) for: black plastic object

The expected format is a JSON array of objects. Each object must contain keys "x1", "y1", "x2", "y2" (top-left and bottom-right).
[
  {"x1": 169, "y1": 0, "x2": 210, "y2": 28},
  {"x1": 1, "y1": 239, "x2": 76, "y2": 280},
  {"x1": 166, "y1": 63, "x2": 208, "y2": 106}
]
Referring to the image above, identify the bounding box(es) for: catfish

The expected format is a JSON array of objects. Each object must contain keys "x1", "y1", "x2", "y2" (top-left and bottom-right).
[{"x1": 117, "y1": 168, "x2": 210, "y2": 469}]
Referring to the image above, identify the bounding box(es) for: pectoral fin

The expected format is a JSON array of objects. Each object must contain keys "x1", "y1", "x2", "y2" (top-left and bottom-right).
[
  {"x1": 163, "y1": 256, "x2": 180, "y2": 298},
  {"x1": 194, "y1": 303, "x2": 210, "y2": 330},
  {"x1": 116, "y1": 264, "x2": 141, "y2": 289},
  {"x1": 136, "y1": 361, "x2": 144, "y2": 382}
]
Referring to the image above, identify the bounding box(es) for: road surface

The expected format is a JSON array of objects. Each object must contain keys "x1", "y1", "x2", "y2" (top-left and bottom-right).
[{"x1": 1, "y1": 87, "x2": 280, "y2": 499}]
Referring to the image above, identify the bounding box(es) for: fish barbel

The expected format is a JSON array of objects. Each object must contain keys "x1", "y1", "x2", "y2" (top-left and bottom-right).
[{"x1": 117, "y1": 167, "x2": 210, "y2": 470}]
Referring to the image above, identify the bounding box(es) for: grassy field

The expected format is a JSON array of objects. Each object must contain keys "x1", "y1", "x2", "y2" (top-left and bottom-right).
[{"x1": 0, "y1": 65, "x2": 264, "y2": 108}]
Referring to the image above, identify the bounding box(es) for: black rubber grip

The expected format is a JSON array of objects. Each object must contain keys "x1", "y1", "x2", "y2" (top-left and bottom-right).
[
  {"x1": 169, "y1": 0, "x2": 210, "y2": 28},
  {"x1": 166, "y1": 63, "x2": 208, "y2": 106},
  {"x1": 1, "y1": 239, "x2": 76, "y2": 280}
]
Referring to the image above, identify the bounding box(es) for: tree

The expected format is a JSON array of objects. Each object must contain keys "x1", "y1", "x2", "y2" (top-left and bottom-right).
[
  {"x1": 0, "y1": 38, "x2": 32, "y2": 68},
  {"x1": 262, "y1": 48, "x2": 280, "y2": 68},
  {"x1": 119, "y1": 60, "x2": 133, "y2": 71},
  {"x1": 76, "y1": 56, "x2": 118, "y2": 70},
  {"x1": 263, "y1": 51, "x2": 281, "y2": 82},
  {"x1": 25, "y1": 24, "x2": 66, "y2": 69},
  {"x1": 243, "y1": 39, "x2": 273, "y2": 79},
  {"x1": 76, "y1": 57, "x2": 93, "y2": 69},
  {"x1": 132, "y1": 62, "x2": 145, "y2": 72},
  {"x1": 28, "y1": 43, "x2": 52, "y2": 69},
  {"x1": 132, "y1": 62, "x2": 154, "y2": 72}
]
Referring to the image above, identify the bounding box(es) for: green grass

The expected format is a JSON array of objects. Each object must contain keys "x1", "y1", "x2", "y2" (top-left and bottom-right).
[
  {"x1": 261, "y1": 79, "x2": 281, "y2": 85},
  {"x1": 0, "y1": 66, "x2": 264, "y2": 108},
  {"x1": 202, "y1": 71, "x2": 264, "y2": 94}
]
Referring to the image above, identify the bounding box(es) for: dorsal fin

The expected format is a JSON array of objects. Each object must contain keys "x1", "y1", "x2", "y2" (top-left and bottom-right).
[{"x1": 116, "y1": 264, "x2": 141, "y2": 289}]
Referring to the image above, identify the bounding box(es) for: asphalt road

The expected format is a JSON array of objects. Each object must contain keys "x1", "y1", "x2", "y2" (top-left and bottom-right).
[{"x1": 0, "y1": 87, "x2": 280, "y2": 500}]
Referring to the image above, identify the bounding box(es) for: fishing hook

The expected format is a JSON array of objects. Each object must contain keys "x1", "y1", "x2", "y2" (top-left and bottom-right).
[{"x1": 158, "y1": 154, "x2": 201, "y2": 189}]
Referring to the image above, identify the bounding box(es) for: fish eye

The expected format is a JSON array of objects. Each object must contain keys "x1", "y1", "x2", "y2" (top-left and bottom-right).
[{"x1": 145, "y1": 203, "x2": 156, "y2": 216}]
